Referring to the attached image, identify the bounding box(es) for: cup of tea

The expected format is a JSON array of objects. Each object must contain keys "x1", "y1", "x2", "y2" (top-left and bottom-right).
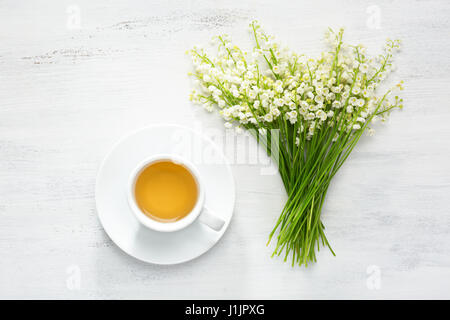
[{"x1": 127, "y1": 154, "x2": 225, "y2": 232}]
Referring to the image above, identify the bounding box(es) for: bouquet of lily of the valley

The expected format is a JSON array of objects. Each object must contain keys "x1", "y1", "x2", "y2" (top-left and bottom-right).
[{"x1": 188, "y1": 21, "x2": 403, "y2": 266}]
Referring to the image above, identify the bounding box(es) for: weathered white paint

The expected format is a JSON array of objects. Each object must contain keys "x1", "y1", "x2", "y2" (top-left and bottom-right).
[{"x1": 0, "y1": 0, "x2": 449, "y2": 299}]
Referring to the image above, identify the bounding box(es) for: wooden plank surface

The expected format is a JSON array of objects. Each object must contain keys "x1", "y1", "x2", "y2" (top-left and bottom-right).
[{"x1": 0, "y1": 0, "x2": 449, "y2": 299}]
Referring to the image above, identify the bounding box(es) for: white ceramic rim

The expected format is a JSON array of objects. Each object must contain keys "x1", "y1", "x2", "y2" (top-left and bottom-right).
[{"x1": 127, "y1": 153, "x2": 205, "y2": 232}]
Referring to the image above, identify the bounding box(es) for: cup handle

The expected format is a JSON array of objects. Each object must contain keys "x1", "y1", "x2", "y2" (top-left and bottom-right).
[{"x1": 198, "y1": 207, "x2": 225, "y2": 231}]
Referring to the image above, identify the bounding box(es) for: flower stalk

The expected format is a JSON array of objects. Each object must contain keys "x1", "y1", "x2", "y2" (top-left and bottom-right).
[{"x1": 188, "y1": 21, "x2": 403, "y2": 266}]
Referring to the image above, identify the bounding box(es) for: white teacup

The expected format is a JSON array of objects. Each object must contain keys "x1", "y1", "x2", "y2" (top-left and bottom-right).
[{"x1": 127, "y1": 154, "x2": 225, "y2": 232}]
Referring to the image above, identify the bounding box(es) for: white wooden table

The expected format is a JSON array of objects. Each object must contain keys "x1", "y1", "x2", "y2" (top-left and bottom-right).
[{"x1": 1, "y1": 0, "x2": 449, "y2": 299}]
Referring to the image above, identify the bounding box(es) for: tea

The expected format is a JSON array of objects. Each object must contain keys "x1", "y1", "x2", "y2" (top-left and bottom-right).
[{"x1": 134, "y1": 160, "x2": 198, "y2": 222}]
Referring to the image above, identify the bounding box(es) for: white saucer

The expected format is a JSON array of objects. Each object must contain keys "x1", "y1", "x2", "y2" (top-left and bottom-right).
[{"x1": 95, "y1": 124, "x2": 235, "y2": 265}]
